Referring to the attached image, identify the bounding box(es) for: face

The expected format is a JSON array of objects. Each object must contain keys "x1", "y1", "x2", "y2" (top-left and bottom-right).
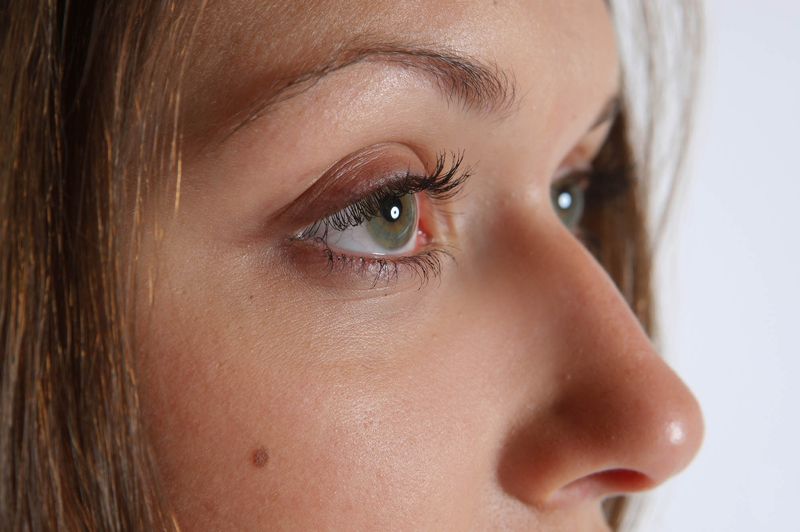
[{"x1": 136, "y1": 1, "x2": 703, "y2": 529}]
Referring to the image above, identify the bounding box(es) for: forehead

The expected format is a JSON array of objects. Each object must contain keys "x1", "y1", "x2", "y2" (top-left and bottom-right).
[
  {"x1": 191, "y1": 0, "x2": 615, "y2": 55},
  {"x1": 182, "y1": 0, "x2": 619, "y2": 138}
]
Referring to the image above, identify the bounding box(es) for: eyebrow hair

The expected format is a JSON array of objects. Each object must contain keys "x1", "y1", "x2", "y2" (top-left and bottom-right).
[
  {"x1": 225, "y1": 43, "x2": 620, "y2": 141},
  {"x1": 226, "y1": 43, "x2": 519, "y2": 140}
]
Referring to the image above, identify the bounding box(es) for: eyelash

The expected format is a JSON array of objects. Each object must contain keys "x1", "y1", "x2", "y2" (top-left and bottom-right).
[
  {"x1": 292, "y1": 150, "x2": 626, "y2": 288},
  {"x1": 295, "y1": 151, "x2": 471, "y2": 286}
]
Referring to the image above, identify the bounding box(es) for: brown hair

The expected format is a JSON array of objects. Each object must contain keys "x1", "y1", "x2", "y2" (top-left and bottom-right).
[{"x1": 0, "y1": 1, "x2": 701, "y2": 529}]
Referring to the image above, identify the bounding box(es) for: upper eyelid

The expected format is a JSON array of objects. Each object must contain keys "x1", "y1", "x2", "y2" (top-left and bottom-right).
[
  {"x1": 270, "y1": 144, "x2": 427, "y2": 227},
  {"x1": 555, "y1": 114, "x2": 619, "y2": 181},
  {"x1": 282, "y1": 167, "x2": 425, "y2": 234},
  {"x1": 277, "y1": 145, "x2": 469, "y2": 232},
  {"x1": 553, "y1": 168, "x2": 592, "y2": 188},
  {"x1": 298, "y1": 151, "x2": 470, "y2": 237}
]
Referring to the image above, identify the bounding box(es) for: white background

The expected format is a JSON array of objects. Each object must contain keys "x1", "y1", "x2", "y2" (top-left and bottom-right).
[{"x1": 646, "y1": 1, "x2": 800, "y2": 530}]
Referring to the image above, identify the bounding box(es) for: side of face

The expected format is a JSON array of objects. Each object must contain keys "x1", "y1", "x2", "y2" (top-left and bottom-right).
[{"x1": 136, "y1": 1, "x2": 703, "y2": 529}]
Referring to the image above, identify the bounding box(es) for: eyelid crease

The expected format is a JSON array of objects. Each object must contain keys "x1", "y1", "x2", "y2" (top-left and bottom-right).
[
  {"x1": 590, "y1": 95, "x2": 621, "y2": 131},
  {"x1": 270, "y1": 144, "x2": 423, "y2": 229},
  {"x1": 553, "y1": 167, "x2": 593, "y2": 190}
]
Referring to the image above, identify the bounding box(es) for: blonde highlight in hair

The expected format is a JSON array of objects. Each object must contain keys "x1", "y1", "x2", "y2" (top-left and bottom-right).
[{"x1": 1, "y1": 1, "x2": 204, "y2": 528}]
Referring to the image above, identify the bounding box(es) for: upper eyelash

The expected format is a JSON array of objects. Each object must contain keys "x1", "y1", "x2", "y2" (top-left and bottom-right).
[{"x1": 297, "y1": 150, "x2": 470, "y2": 240}]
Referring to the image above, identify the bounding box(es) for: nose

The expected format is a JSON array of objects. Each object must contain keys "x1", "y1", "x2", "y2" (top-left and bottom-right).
[{"x1": 494, "y1": 220, "x2": 704, "y2": 508}]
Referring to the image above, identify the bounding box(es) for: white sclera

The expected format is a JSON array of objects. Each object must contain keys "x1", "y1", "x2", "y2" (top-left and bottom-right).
[{"x1": 314, "y1": 196, "x2": 420, "y2": 256}]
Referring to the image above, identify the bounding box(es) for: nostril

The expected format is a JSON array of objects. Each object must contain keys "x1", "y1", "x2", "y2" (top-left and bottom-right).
[
  {"x1": 553, "y1": 469, "x2": 654, "y2": 505},
  {"x1": 586, "y1": 469, "x2": 653, "y2": 493}
]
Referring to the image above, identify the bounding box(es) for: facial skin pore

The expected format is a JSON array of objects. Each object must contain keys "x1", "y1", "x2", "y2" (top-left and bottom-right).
[{"x1": 136, "y1": 1, "x2": 703, "y2": 530}]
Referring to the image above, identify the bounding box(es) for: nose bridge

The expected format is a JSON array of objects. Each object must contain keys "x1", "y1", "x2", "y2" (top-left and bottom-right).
[{"x1": 493, "y1": 218, "x2": 704, "y2": 506}]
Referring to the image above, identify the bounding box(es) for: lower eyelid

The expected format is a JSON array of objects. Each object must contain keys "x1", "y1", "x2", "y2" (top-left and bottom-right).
[{"x1": 282, "y1": 237, "x2": 450, "y2": 291}]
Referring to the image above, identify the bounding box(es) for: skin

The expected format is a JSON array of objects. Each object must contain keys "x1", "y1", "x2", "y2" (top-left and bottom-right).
[{"x1": 136, "y1": 1, "x2": 704, "y2": 530}]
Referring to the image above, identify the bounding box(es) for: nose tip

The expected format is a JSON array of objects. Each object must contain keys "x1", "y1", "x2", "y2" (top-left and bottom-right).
[
  {"x1": 494, "y1": 263, "x2": 705, "y2": 509},
  {"x1": 513, "y1": 345, "x2": 705, "y2": 507},
  {"x1": 560, "y1": 347, "x2": 704, "y2": 496},
  {"x1": 625, "y1": 366, "x2": 705, "y2": 486},
  {"x1": 498, "y1": 351, "x2": 704, "y2": 508}
]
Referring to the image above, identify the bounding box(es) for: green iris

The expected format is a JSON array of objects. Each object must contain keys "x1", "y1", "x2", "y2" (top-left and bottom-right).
[
  {"x1": 551, "y1": 181, "x2": 585, "y2": 231},
  {"x1": 366, "y1": 194, "x2": 417, "y2": 251}
]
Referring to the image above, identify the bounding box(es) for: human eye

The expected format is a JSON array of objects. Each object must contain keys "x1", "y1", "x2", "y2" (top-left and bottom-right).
[
  {"x1": 551, "y1": 169, "x2": 590, "y2": 233},
  {"x1": 293, "y1": 150, "x2": 470, "y2": 287},
  {"x1": 308, "y1": 192, "x2": 420, "y2": 255}
]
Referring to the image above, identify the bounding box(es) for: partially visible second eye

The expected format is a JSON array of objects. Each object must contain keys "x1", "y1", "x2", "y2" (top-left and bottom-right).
[
  {"x1": 324, "y1": 193, "x2": 420, "y2": 256},
  {"x1": 551, "y1": 173, "x2": 588, "y2": 232}
]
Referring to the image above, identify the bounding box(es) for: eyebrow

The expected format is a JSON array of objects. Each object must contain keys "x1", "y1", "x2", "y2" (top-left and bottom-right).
[
  {"x1": 225, "y1": 43, "x2": 619, "y2": 140},
  {"x1": 225, "y1": 44, "x2": 516, "y2": 139}
]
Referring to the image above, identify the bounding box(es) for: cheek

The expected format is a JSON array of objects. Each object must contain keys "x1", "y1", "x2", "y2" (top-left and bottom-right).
[{"x1": 135, "y1": 258, "x2": 502, "y2": 529}]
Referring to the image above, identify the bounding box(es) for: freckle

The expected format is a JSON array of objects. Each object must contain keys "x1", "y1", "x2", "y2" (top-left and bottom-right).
[{"x1": 251, "y1": 446, "x2": 269, "y2": 468}]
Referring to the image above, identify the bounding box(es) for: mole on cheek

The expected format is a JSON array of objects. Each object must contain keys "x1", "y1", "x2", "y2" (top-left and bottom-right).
[{"x1": 251, "y1": 446, "x2": 269, "y2": 468}]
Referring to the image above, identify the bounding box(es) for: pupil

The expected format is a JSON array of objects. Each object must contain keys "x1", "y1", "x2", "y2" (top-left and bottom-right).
[
  {"x1": 366, "y1": 193, "x2": 416, "y2": 250},
  {"x1": 380, "y1": 195, "x2": 403, "y2": 222}
]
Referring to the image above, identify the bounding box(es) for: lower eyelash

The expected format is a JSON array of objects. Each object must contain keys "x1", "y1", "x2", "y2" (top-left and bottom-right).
[{"x1": 315, "y1": 238, "x2": 452, "y2": 289}]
